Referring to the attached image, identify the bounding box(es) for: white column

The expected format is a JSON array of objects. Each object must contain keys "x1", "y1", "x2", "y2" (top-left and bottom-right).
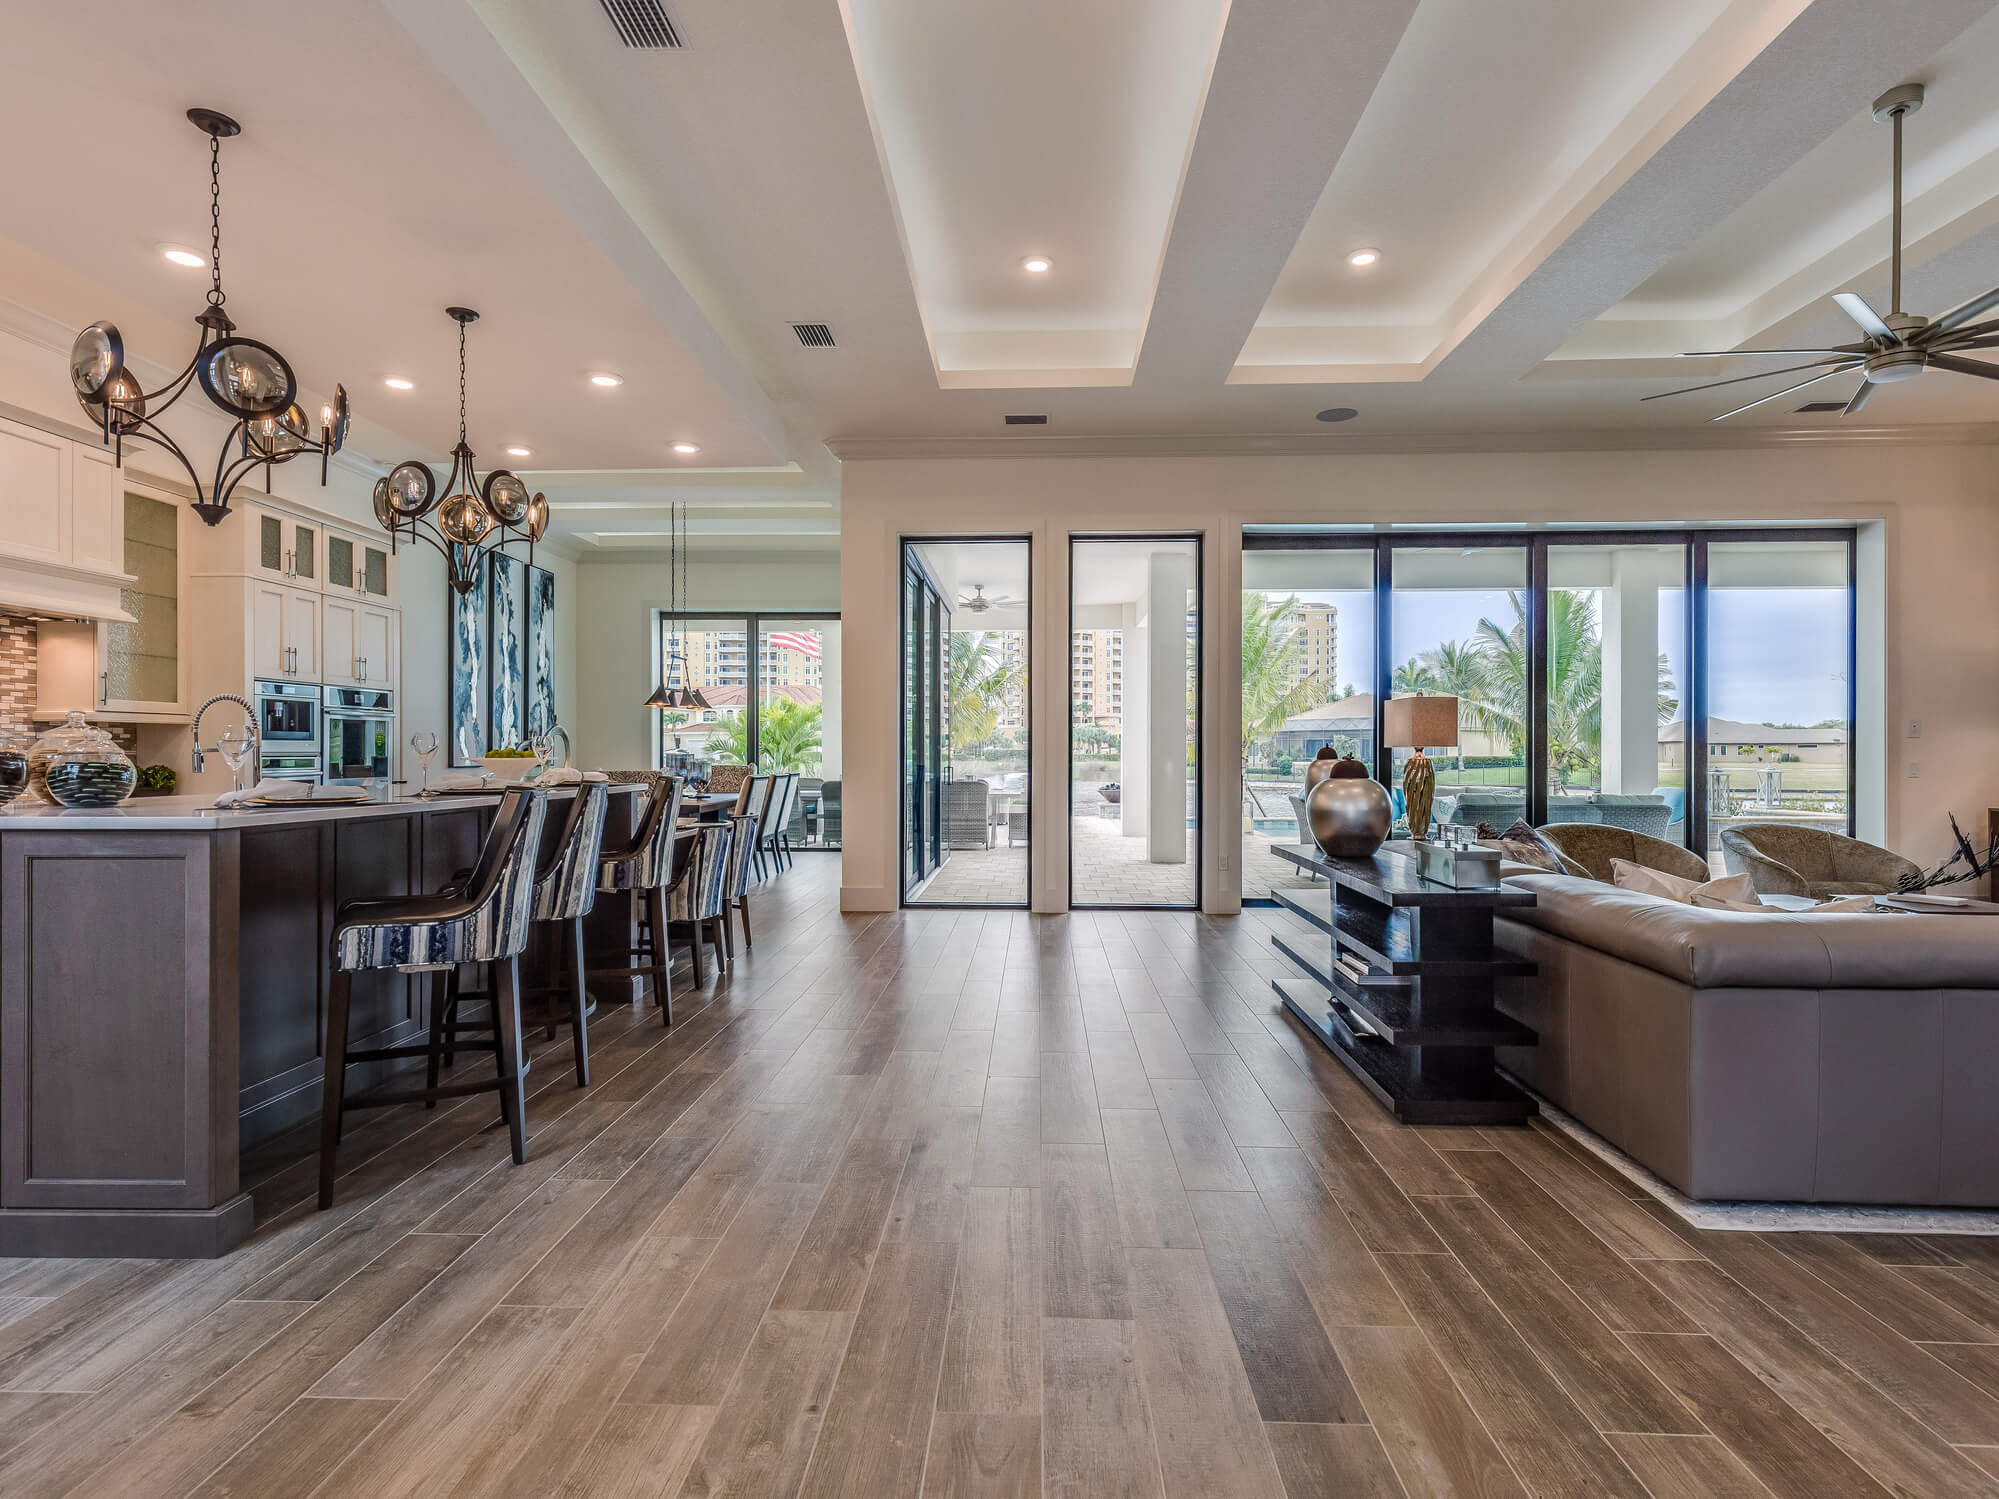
[
  {"x1": 1145, "y1": 550, "x2": 1192, "y2": 863},
  {"x1": 1600, "y1": 557, "x2": 1660, "y2": 795},
  {"x1": 1119, "y1": 604, "x2": 1148, "y2": 838},
  {"x1": 819, "y1": 624, "x2": 842, "y2": 778}
]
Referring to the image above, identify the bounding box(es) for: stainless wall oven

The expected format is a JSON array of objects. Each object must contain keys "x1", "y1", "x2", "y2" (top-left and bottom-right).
[{"x1": 323, "y1": 686, "x2": 395, "y2": 784}]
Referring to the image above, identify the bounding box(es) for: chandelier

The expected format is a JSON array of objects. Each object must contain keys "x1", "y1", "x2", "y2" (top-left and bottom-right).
[
  {"x1": 646, "y1": 502, "x2": 710, "y2": 710},
  {"x1": 69, "y1": 108, "x2": 348, "y2": 527},
  {"x1": 372, "y1": 308, "x2": 548, "y2": 595}
]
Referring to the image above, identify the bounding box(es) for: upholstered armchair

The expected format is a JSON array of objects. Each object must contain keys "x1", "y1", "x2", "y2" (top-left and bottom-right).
[
  {"x1": 1719, "y1": 824, "x2": 1922, "y2": 898},
  {"x1": 1539, "y1": 824, "x2": 1710, "y2": 885}
]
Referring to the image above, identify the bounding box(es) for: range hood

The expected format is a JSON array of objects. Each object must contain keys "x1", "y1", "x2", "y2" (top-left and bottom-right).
[{"x1": 0, "y1": 555, "x2": 136, "y2": 623}]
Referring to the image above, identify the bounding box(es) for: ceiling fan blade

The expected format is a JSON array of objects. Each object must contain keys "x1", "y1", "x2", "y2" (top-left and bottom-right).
[
  {"x1": 1674, "y1": 345, "x2": 1866, "y2": 357},
  {"x1": 1708, "y1": 364, "x2": 1862, "y2": 422},
  {"x1": 1832, "y1": 292, "x2": 1896, "y2": 342},
  {"x1": 1841, "y1": 378, "x2": 1876, "y2": 416},
  {"x1": 1641, "y1": 357, "x2": 1856, "y2": 403},
  {"x1": 1924, "y1": 351, "x2": 1999, "y2": 382},
  {"x1": 1930, "y1": 282, "x2": 1999, "y2": 336}
]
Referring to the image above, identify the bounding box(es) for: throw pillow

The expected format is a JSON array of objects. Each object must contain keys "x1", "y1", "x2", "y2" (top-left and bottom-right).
[
  {"x1": 1479, "y1": 819, "x2": 1587, "y2": 878},
  {"x1": 1612, "y1": 860, "x2": 1761, "y2": 908}
]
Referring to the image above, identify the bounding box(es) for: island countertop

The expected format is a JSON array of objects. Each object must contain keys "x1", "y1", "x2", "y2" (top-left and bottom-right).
[{"x1": 0, "y1": 782, "x2": 639, "y2": 831}]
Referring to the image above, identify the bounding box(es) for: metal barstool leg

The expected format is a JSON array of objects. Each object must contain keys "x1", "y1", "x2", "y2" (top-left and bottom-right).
[
  {"x1": 569, "y1": 915, "x2": 591, "y2": 1087},
  {"x1": 647, "y1": 884, "x2": 673, "y2": 1025},
  {"x1": 494, "y1": 955, "x2": 529, "y2": 1164},
  {"x1": 425, "y1": 969, "x2": 448, "y2": 1108},
  {"x1": 318, "y1": 968, "x2": 353, "y2": 1211}
]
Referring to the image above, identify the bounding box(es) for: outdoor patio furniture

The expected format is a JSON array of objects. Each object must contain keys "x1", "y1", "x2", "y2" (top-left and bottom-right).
[
  {"x1": 818, "y1": 780, "x2": 842, "y2": 845},
  {"x1": 1008, "y1": 806, "x2": 1029, "y2": 846},
  {"x1": 1589, "y1": 793, "x2": 1673, "y2": 839},
  {"x1": 1720, "y1": 824, "x2": 1922, "y2": 898},
  {"x1": 947, "y1": 777, "x2": 993, "y2": 849},
  {"x1": 1651, "y1": 784, "x2": 1687, "y2": 842},
  {"x1": 1288, "y1": 792, "x2": 1311, "y2": 844}
]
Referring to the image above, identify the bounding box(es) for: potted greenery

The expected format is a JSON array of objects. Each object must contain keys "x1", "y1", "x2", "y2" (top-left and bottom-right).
[{"x1": 134, "y1": 763, "x2": 178, "y2": 797}]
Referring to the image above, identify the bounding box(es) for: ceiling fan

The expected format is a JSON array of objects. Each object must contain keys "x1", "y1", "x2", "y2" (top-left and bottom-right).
[
  {"x1": 1646, "y1": 83, "x2": 1999, "y2": 421},
  {"x1": 958, "y1": 584, "x2": 1020, "y2": 613}
]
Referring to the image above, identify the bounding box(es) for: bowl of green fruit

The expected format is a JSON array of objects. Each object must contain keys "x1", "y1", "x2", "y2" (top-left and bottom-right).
[{"x1": 477, "y1": 747, "x2": 541, "y2": 783}]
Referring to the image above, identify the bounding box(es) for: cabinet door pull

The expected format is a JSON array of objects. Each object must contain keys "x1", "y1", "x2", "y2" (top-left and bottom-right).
[{"x1": 99, "y1": 670, "x2": 108, "y2": 707}]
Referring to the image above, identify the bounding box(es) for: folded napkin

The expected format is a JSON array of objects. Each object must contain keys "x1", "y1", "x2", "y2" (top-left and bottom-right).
[
  {"x1": 426, "y1": 769, "x2": 497, "y2": 795},
  {"x1": 527, "y1": 766, "x2": 608, "y2": 785},
  {"x1": 214, "y1": 777, "x2": 312, "y2": 808}
]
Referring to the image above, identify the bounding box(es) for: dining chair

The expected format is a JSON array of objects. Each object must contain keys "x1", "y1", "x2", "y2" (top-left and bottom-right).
[
  {"x1": 665, "y1": 821, "x2": 734, "y2": 985},
  {"x1": 723, "y1": 808, "x2": 761, "y2": 958},
  {"x1": 319, "y1": 785, "x2": 548, "y2": 1209},
  {"x1": 759, "y1": 771, "x2": 797, "y2": 874}
]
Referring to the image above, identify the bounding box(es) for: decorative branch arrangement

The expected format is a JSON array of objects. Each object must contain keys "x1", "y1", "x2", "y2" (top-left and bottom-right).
[{"x1": 1897, "y1": 814, "x2": 1999, "y2": 893}]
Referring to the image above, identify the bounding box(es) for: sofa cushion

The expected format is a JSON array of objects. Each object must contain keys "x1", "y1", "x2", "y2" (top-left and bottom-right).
[
  {"x1": 1611, "y1": 860, "x2": 1757, "y2": 906},
  {"x1": 1501, "y1": 871, "x2": 1999, "y2": 988},
  {"x1": 1479, "y1": 819, "x2": 1587, "y2": 877}
]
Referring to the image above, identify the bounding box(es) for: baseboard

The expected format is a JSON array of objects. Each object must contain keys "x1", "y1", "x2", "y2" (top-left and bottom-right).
[{"x1": 840, "y1": 884, "x2": 897, "y2": 912}]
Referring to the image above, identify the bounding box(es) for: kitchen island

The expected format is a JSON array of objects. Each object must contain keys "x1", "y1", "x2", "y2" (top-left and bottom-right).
[{"x1": 0, "y1": 783, "x2": 646, "y2": 1257}]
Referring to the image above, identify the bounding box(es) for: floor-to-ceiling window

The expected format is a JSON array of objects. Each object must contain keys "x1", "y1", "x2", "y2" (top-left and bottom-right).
[
  {"x1": 1240, "y1": 527, "x2": 1858, "y2": 898},
  {"x1": 655, "y1": 609, "x2": 842, "y2": 849},
  {"x1": 1070, "y1": 535, "x2": 1200, "y2": 908},
  {"x1": 901, "y1": 538, "x2": 1030, "y2": 906}
]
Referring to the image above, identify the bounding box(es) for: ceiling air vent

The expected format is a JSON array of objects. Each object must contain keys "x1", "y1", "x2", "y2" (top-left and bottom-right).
[
  {"x1": 790, "y1": 322, "x2": 836, "y2": 348},
  {"x1": 1795, "y1": 400, "x2": 1847, "y2": 413},
  {"x1": 1004, "y1": 414, "x2": 1048, "y2": 426},
  {"x1": 599, "y1": 0, "x2": 683, "y2": 48}
]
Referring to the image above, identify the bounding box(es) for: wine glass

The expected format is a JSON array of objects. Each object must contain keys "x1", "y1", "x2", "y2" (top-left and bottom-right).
[
  {"x1": 530, "y1": 730, "x2": 554, "y2": 778},
  {"x1": 216, "y1": 725, "x2": 255, "y2": 794},
  {"x1": 410, "y1": 731, "x2": 440, "y2": 796}
]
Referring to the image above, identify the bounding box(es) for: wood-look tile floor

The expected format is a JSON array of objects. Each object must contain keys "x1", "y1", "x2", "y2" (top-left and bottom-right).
[{"x1": 4, "y1": 855, "x2": 1999, "y2": 1496}]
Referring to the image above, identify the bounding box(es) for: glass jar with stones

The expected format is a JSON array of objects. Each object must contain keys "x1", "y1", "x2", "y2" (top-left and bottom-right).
[
  {"x1": 42, "y1": 722, "x2": 136, "y2": 808},
  {"x1": 0, "y1": 729, "x2": 27, "y2": 810},
  {"x1": 27, "y1": 709, "x2": 99, "y2": 802}
]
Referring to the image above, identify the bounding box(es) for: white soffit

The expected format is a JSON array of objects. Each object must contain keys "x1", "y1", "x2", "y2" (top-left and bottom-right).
[
  {"x1": 838, "y1": 0, "x2": 1231, "y2": 388},
  {"x1": 1234, "y1": 0, "x2": 1803, "y2": 383}
]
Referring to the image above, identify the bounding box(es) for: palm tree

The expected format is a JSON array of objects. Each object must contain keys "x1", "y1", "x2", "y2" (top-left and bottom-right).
[
  {"x1": 708, "y1": 697, "x2": 825, "y2": 771},
  {"x1": 1392, "y1": 658, "x2": 1438, "y2": 695},
  {"x1": 947, "y1": 632, "x2": 1023, "y2": 751},
  {"x1": 1240, "y1": 594, "x2": 1326, "y2": 813},
  {"x1": 1415, "y1": 639, "x2": 1491, "y2": 775},
  {"x1": 1474, "y1": 590, "x2": 1602, "y2": 788}
]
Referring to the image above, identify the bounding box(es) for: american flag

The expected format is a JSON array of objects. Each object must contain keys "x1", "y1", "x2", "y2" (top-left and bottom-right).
[{"x1": 765, "y1": 630, "x2": 822, "y2": 660}]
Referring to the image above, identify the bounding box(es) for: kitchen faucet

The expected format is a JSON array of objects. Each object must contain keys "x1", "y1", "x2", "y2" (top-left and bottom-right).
[{"x1": 191, "y1": 694, "x2": 257, "y2": 775}]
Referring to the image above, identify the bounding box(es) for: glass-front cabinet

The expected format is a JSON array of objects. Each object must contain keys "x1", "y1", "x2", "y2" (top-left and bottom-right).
[
  {"x1": 326, "y1": 528, "x2": 393, "y2": 600},
  {"x1": 247, "y1": 504, "x2": 320, "y2": 585},
  {"x1": 98, "y1": 485, "x2": 186, "y2": 717}
]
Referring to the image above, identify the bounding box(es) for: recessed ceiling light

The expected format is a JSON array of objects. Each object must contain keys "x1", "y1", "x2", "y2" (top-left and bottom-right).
[
  {"x1": 383, "y1": 377, "x2": 414, "y2": 390},
  {"x1": 589, "y1": 372, "x2": 624, "y2": 387},
  {"x1": 1316, "y1": 407, "x2": 1359, "y2": 423},
  {"x1": 160, "y1": 245, "x2": 205, "y2": 268},
  {"x1": 1021, "y1": 255, "x2": 1052, "y2": 274},
  {"x1": 672, "y1": 442, "x2": 701, "y2": 455},
  {"x1": 1346, "y1": 248, "x2": 1380, "y2": 268},
  {"x1": 505, "y1": 446, "x2": 532, "y2": 458}
]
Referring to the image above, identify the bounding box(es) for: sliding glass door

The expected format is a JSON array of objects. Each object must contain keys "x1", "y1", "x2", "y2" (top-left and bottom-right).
[{"x1": 902, "y1": 538, "x2": 1030, "y2": 906}]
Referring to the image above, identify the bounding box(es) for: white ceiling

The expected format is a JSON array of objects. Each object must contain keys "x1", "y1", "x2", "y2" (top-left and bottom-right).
[{"x1": 4, "y1": 0, "x2": 1999, "y2": 559}]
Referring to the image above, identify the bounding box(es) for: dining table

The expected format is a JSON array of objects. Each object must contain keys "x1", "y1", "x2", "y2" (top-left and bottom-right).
[{"x1": 683, "y1": 791, "x2": 743, "y2": 824}]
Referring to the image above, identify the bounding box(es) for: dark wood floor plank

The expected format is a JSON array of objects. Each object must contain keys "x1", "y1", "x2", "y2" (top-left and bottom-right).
[
  {"x1": 1776, "y1": 1233, "x2": 1999, "y2": 1344},
  {"x1": 1040, "y1": 1050, "x2": 1104, "y2": 1145},
  {"x1": 1238, "y1": 1146, "x2": 1410, "y2": 1329},
  {"x1": 1264, "y1": 1422, "x2": 1407, "y2": 1499},
  {"x1": 1484, "y1": 1129, "x2": 1700, "y2": 1261},
  {"x1": 1041, "y1": 1317, "x2": 1164, "y2": 1499},
  {"x1": 1101, "y1": 1108, "x2": 1201, "y2": 1250},
  {"x1": 555, "y1": 1401, "x2": 713, "y2": 1497},
  {"x1": 1441, "y1": 1147, "x2": 1698, "y2": 1333},
  {"x1": 1126, "y1": 1013, "x2": 1199, "y2": 1080},
  {"x1": 1637, "y1": 1258, "x2": 1999, "y2": 1499},
  {"x1": 1605, "y1": 1431, "x2": 1782, "y2": 1499},
  {"x1": 935, "y1": 1029, "x2": 997, "y2": 1110},
  {"x1": 1223, "y1": 1026, "x2": 1333, "y2": 1115},
  {"x1": 1328, "y1": 1323, "x2": 1527, "y2": 1499},
  {"x1": 922, "y1": 1412, "x2": 1042, "y2": 1499},
  {"x1": 1151, "y1": 1078, "x2": 1255, "y2": 1192},
  {"x1": 797, "y1": 1236, "x2": 960, "y2": 1499},
  {"x1": 939, "y1": 1187, "x2": 1042, "y2": 1415},
  {"x1": 1041, "y1": 1144, "x2": 1133, "y2": 1320},
  {"x1": 856, "y1": 1051, "x2": 947, "y2": 1143},
  {"x1": 185, "y1": 1395, "x2": 398, "y2": 1499},
  {"x1": 773, "y1": 1136, "x2": 912, "y2": 1313},
  {"x1": 677, "y1": 1307, "x2": 854, "y2": 1499},
  {"x1": 887, "y1": 1107, "x2": 984, "y2": 1244},
  {"x1": 1376, "y1": 1250, "x2": 1651, "y2": 1498},
  {"x1": 1188, "y1": 1191, "x2": 1366, "y2": 1424},
  {"x1": 1900, "y1": 1266, "x2": 1999, "y2": 1339},
  {"x1": 974, "y1": 1076, "x2": 1044, "y2": 1188},
  {"x1": 1281, "y1": 1111, "x2": 1442, "y2": 1255},
  {"x1": 621, "y1": 1178, "x2": 826, "y2": 1405},
  {"x1": 1126, "y1": 1246, "x2": 1288, "y2": 1499},
  {"x1": 1190, "y1": 1052, "x2": 1293, "y2": 1149},
  {"x1": 1413, "y1": 1194, "x2": 1701, "y2": 1435}
]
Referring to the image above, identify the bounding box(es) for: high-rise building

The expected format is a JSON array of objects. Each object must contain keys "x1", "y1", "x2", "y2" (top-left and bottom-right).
[
  {"x1": 1290, "y1": 602, "x2": 1338, "y2": 700},
  {"x1": 1069, "y1": 628, "x2": 1123, "y2": 727},
  {"x1": 669, "y1": 623, "x2": 823, "y2": 691}
]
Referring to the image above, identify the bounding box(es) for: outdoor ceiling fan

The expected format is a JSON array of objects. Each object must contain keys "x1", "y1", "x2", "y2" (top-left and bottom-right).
[
  {"x1": 958, "y1": 584, "x2": 1020, "y2": 613},
  {"x1": 1646, "y1": 82, "x2": 1999, "y2": 421}
]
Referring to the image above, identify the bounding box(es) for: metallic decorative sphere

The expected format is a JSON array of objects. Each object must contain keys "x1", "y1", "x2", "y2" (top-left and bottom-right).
[{"x1": 1306, "y1": 774, "x2": 1392, "y2": 859}]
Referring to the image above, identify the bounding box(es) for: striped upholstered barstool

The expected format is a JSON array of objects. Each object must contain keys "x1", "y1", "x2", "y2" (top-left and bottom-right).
[
  {"x1": 664, "y1": 819, "x2": 734, "y2": 984},
  {"x1": 722, "y1": 806, "x2": 761, "y2": 960},
  {"x1": 593, "y1": 771, "x2": 686, "y2": 1024},
  {"x1": 320, "y1": 785, "x2": 548, "y2": 1209}
]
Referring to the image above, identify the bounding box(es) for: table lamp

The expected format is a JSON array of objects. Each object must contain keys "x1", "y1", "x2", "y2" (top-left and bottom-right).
[{"x1": 1384, "y1": 695, "x2": 1458, "y2": 839}]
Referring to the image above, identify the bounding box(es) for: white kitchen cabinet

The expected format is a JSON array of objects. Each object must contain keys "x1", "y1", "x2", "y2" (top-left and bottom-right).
[
  {"x1": 251, "y1": 580, "x2": 320, "y2": 681},
  {"x1": 0, "y1": 415, "x2": 73, "y2": 565},
  {"x1": 325, "y1": 527, "x2": 396, "y2": 603},
  {"x1": 245, "y1": 504, "x2": 323, "y2": 587},
  {"x1": 322, "y1": 597, "x2": 395, "y2": 688},
  {"x1": 69, "y1": 444, "x2": 122, "y2": 576},
  {"x1": 98, "y1": 485, "x2": 188, "y2": 717},
  {"x1": 357, "y1": 604, "x2": 393, "y2": 688}
]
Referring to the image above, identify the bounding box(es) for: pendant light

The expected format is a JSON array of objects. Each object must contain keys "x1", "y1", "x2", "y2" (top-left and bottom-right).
[
  {"x1": 372, "y1": 308, "x2": 548, "y2": 594},
  {"x1": 646, "y1": 502, "x2": 711, "y2": 710},
  {"x1": 70, "y1": 108, "x2": 349, "y2": 526}
]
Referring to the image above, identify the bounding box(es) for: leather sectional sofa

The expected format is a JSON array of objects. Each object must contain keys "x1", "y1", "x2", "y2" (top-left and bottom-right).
[{"x1": 1493, "y1": 871, "x2": 1999, "y2": 1206}]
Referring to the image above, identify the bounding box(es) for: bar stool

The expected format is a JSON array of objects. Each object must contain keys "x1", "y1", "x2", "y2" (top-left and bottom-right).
[
  {"x1": 438, "y1": 781, "x2": 611, "y2": 1089},
  {"x1": 593, "y1": 771, "x2": 686, "y2": 1024},
  {"x1": 723, "y1": 806, "x2": 761, "y2": 960},
  {"x1": 320, "y1": 786, "x2": 548, "y2": 1210},
  {"x1": 760, "y1": 771, "x2": 798, "y2": 874},
  {"x1": 665, "y1": 820, "x2": 734, "y2": 983}
]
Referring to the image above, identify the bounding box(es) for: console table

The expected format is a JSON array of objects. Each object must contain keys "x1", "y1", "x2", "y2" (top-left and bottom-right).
[{"x1": 1270, "y1": 841, "x2": 1538, "y2": 1125}]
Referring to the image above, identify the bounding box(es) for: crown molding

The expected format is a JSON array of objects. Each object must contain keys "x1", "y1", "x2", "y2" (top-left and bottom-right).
[{"x1": 827, "y1": 420, "x2": 1999, "y2": 461}]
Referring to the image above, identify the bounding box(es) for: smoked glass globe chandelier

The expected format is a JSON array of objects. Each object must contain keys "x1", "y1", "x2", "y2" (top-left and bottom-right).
[
  {"x1": 372, "y1": 307, "x2": 548, "y2": 595},
  {"x1": 69, "y1": 108, "x2": 348, "y2": 527}
]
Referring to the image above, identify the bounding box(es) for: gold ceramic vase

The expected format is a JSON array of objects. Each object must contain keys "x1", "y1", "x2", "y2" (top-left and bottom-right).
[{"x1": 1403, "y1": 748, "x2": 1435, "y2": 838}]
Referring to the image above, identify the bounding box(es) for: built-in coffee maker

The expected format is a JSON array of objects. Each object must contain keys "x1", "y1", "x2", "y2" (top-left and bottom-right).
[{"x1": 322, "y1": 685, "x2": 395, "y2": 785}]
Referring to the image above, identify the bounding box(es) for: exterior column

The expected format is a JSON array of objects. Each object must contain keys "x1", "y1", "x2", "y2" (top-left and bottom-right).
[
  {"x1": 1145, "y1": 550, "x2": 1192, "y2": 863},
  {"x1": 1119, "y1": 603, "x2": 1148, "y2": 838},
  {"x1": 1601, "y1": 555, "x2": 1661, "y2": 794}
]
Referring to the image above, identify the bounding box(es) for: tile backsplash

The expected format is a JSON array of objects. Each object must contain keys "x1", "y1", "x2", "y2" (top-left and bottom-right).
[{"x1": 0, "y1": 609, "x2": 137, "y2": 754}]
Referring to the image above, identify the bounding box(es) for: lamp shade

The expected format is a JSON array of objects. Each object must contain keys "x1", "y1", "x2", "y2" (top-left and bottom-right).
[
  {"x1": 643, "y1": 683, "x2": 673, "y2": 709},
  {"x1": 1384, "y1": 694, "x2": 1459, "y2": 749}
]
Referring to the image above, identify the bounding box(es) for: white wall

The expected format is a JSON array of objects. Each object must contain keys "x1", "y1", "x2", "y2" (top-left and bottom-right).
[
  {"x1": 569, "y1": 549, "x2": 840, "y2": 771},
  {"x1": 839, "y1": 444, "x2": 1999, "y2": 914}
]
